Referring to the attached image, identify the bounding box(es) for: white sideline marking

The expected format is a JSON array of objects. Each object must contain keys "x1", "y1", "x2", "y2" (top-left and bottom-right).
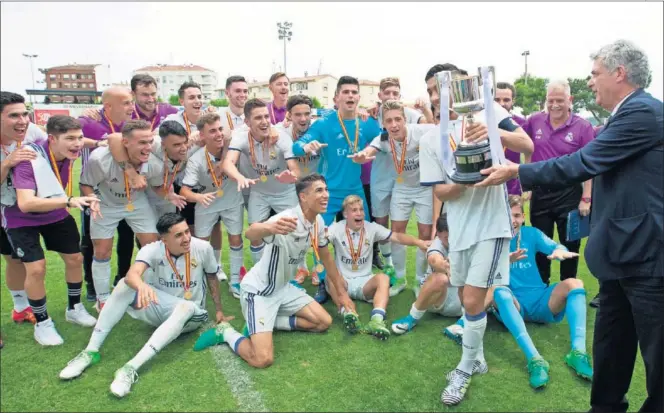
[{"x1": 205, "y1": 324, "x2": 269, "y2": 412}]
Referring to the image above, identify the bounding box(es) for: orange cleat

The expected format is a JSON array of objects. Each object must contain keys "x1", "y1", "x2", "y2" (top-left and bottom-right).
[
  {"x1": 294, "y1": 268, "x2": 309, "y2": 284},
  {"x1": 311, "y1": 271, "x2": 320, "y2": 286},
  {"x1": 12, "y1": 307, "x2": 37, "y2": 324}
]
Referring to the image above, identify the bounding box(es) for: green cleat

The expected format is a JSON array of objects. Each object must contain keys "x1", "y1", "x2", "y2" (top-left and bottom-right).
[
  {"x1": 366, "y1": 318, "x2": 391, "y2": 340},
  {"x1": 527, "y1": 356, "x2": 550, "y2": 389},
  {"x1": 343, "y1": 312, "x2": 360, "y2": 334},
  {"x1": 242, "y1": 323, "x2": 250, "y2": 338},
  {"x1": 193, "y1": 322, "x2": 233, "y2": 351},
  {"x1": 565, "y1": 350, "x2": 593, "y2": 381},
  {"x1": 384, "y1": 265, "x2": 397, "y2": 282}
]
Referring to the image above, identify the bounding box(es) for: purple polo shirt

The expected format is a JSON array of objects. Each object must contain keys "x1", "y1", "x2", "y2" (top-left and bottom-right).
[
  {"x1": 504, "y1": 114, "x2": 528, "y2": 195},
  {"x1": 132, "y1": 103, "x2": 178, "y2": 130},
  {"x1": 360, "y1": 142, "x2": 372, "y2": 185},
  {"x1": 79, "y1": 110, "x2": 124, "y2": 173},
  {"x1": 5, "y1": 140, "x2": 71, "y2": 228},
  {"x1": 267, "y1": 101, "x2": 287, "y2": 125},
  {"x1": 523, "y1": 112, "x2": 595, "y2": 162}
]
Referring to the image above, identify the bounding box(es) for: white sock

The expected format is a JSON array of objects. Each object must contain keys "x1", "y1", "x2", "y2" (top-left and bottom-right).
[
  {"x1": 379, "y1": 242, "x2": 393, "y2": 266},
  {"x1": 391, "y1": 243, "x2": 406, "y2": 279},
  {"x1": 410, "y1": 304, "x2": 426, "y2": 320},
  {"x1": 91, "y1": 257, "x2": 112, "y2": 303},
  {"x1": 250, "y1": 243, "x2": 265, "y2": 265},
  {"x1": 126, "y1": 301, "x2": 195, "y2": 371},
  {"x1": 214, "y1": 249, "x2": 222, "y2": 269},
  {"x1": 229, "y1": 245, "x2": 244, "y2": 284},
  {"x1": 457, "y1": 312, "x2": 487, "y2": 374},
  {"x1": 415, "y1": 248, "x2": 427, "y2": 285},
  {"x1": 274, "y1": 315, "x2": 295, "y2": 331},
  {"x1": 85, "y1": 280, "x2": 135, "y2": 352},
  {"x1": 223, "y1": 328, "x2": 245, "y2": 354},
  {"x1": 9, "y1": 289, "x2": 29, "y2": 312}
]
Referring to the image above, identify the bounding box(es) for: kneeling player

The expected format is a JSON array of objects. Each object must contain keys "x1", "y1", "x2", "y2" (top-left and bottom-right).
[
  {"x1": 326, "y1": 194, "x2": 429, "y2": 339},
  {"x1": 193, "y1": 174, "x2": 356, "y2": 368},
  {"x1": 59, "y1": 213, "x2": 230, "y2": 397},
  {"x1": 391, "y1": 214, "x2": 464, "y2": 336}
]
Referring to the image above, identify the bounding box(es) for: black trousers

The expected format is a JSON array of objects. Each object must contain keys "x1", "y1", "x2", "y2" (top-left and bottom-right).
[
  {"x1": 80, "y1": 210, "x2": 135, "y2": 287},
  {"x1": 590, "y1": 277, "x2": 663, "y2": 413},
  {"x1": 530, "y1": 188, "x2": 582, "y2": 284}
]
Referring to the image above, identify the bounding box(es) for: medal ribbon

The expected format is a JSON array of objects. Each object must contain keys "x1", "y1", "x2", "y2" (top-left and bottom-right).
[
  {"x1": 205, "y1": 149, "x2": 223, "y2": 190},
  {"x1": 102, "y1": 110, "x2": 116, "y2": 134},
  {"x1": 182, "y1": 113, "x2": 192, "y2": 137},
  {"x1": 134, "y1": 105, "x2": 157, "y2": 130},
  {"x1": 166, "y1": 249, "x2": 191, "y2": 294},
  {"x1": 345, "y1": 227, "x2": 365, "y2": 267},
  {"x1": 388, "y1": 133, "x2": 408, "y2": 177},
  {"x1": 162, "y1": 156, "x2": 181, "y2": 191},
  {"x1": 123, "y1": 170, "x2": 132, "y2": 206},
  {"x1": 48, "y1": 147, "x2": 73, "y2": 197},
  {"x1": 309, "y1": 219, "x2": 321, "y2": 263},
  {"x1": 248, "y1": 132, "x2": 269, "y2": 176},
  {"x1": 226, "y1": 112, "x2": 235, "y2": 131},
  {"x1": 337, "y1": 112, "x2": 359, "y2": 154}
]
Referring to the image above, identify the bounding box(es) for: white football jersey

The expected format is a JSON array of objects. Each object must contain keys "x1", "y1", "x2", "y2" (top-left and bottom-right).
[
  {"x1": 327, "y1": 220, "x2": 392, "y2": 278},
  {"x1": 426, "y1": 236, "x2": 449, "y2": 274},
  {"x1": 276, "y1": 123, "x2": 321, "y2": 174},
  {"x1": 136, "y1": 237, "x2": 219, "y2": 308}
]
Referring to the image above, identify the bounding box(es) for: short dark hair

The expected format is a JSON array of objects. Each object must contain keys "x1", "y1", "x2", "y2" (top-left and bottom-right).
[
  {"x1": 0, "y1": 91, "x2": 25, "y2": 114},
  {"x1": 158, "y1": 120, "x2": 188, "y2": 140},
  {"x1": 122, "y1": 119, "x2": 152, "y2": 138},
  {"x1": 269, "y1": 72, "x2": 289, "y2": 84},
  {"x1": 496, "y1": 82, "x2": 517, "y2": 99},
  {"x1": 46, "y1": 115, "x2": 81, "y2": 137},
  {"x1": 296, "y1": 173, "x2": 326, "y2": 198},
  {"x1": 287, "y1": 95, "x2": 313, "y2": 112},
  {"x1": 156, "y1": 212, "x2": 187, "y2": 235},
  {"x1": 244, "y1": 98, "x2": 267, "y2": 119},
  {"x1": 436, "y1": 213, "x2": 449, "y2": 234},
  {"x1": 130, "y1": 74, "x2": 157, "y2": 92},
  {"x1": 225, "y1": 75, "x2": 247, "y2": 89},
  {"x1": 424, "y1": 63, "x2": 468, "y2": 82},
  {"x1": 336, "y1": 76, "x2": 360, "y2": 94},
  {"x1": 196, "y1": 112, "x2": 221, "y2": 132},
  {"x1": 178, "y1": 81, "x2": 202, "y2": 99}
]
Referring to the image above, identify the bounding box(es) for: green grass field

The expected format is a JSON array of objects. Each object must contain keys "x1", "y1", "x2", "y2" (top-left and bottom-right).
[{"x1": 0, "y1": 159, "x2": 647, "y2": 412}]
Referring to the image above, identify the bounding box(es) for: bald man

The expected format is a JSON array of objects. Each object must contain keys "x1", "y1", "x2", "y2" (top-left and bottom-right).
[{"x1": 79, "y1": 87, "x2": 136, "y2": 303}]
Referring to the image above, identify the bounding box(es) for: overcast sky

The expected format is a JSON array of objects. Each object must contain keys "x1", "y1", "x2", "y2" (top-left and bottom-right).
[{"x1": 2, "y1": 2, "x2": 662, "y2": 103}]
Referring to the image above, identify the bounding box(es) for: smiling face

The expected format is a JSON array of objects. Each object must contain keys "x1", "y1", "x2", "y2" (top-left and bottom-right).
[
  {"x1": 49, "y1": 128, "x2": 84, "y2": 161},
  {"x1": 246, "y1": 106, "x2": 271, "y2": 140},
  {"x1": 343, "y1": 199, "x2": 365, "y2": 231},
  {"x1": 383, "y1": 108, "x2": 406, "y2": 141},
  {"x1": 133, "y1": 82, "x2": 158, "y2": 114},
  {"x1": 495, "y1": 88, "x2": 514, "y2": 112},
  {"x1": 227, "y1": 81, "x2": 248, "y2": 109},
  {"x1": 201, "y1": 120, "x2": 224, "y2": 153},
  {"x1": 336, "y1": 84, "x2": 360, "y2": 113},
  {"x1": 269, "y1": 76, "x2": 290, "y2": 104},
  {"x1": 300, "y1": 179, "x2": 329, "y2": 215},
  {"x1": 124, "y1": 128, "x2": 155, "y2": 164},
  {"x1": 106, "y1": 89, "x2": 135, "y2": 122},
  {"x1": 510, "y1": 204, "x2": 525, "y2": 232},
  {"x1": 0, "y1": 102, "x2": 29, "y2": 142},
  {"x1": 180, "y1": 87, "x2": 203, "y2": 118},
  {"x1": 289, "y1": 103, "x2": 312, "y2": 136},
  {"x1": 162, "y1": 133, "x2": 188, "y2": 162},
  {"x1": 163, "y1": 220, "x2": 192, "y2": 255},
  {"x1": 546, "y1": 86, "x2": 572, "y2": 124},
  {"x1": 378, "y1": 85, "x2": 400, "y2": 103}
]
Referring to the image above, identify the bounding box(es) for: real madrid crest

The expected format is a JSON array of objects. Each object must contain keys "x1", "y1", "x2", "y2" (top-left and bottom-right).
[
  {"x1": 269, "y1": 151, "x2": 277, "y2": 159},
  {"x1": 190, "y1": 258, "x2": 198, "y2": 268}
]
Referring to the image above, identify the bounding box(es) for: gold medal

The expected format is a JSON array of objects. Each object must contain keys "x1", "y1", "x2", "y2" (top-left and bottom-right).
[
  {"x1": 260, "y1": 175, "x2": 268, "y2": 182},
  {"x1": 345, "y1": 226, "x2": 365, "y2": 274},
  {"x1": 352, "y1": 264, "x2": 359, "y2": 271},
  {"x1": 315, "y1": 263, "x2": 325, "y2": 273},
  {"x1": 184, "y1": 291, "x2": 192, "y2": 300},
  {"x1": 126, "y1": 203, "x2": 135, "y2": 212},
  {"x1": 389, "y1": 132, "x2": 408, "y2": 182},
  {"x1": 396, "y1": 176, "x2": 404, "y2": 184},
  {"x1": 216, "y1": 189, "x2": 224, "y2": 197}
]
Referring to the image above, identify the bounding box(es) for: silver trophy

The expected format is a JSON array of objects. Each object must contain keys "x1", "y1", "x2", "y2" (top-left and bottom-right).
[{"x1": 450, "y1": 67, "x2": 496, "y2": 184}]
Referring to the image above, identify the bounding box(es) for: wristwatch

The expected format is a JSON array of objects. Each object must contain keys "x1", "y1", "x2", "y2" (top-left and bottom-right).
[{"x1": 581, "y1": 197, "x2": 592, "y2": 203}]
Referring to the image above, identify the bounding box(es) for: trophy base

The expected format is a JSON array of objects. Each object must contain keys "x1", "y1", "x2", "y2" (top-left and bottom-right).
[
  {"x1": 450, "y1": 171, "x2": 487, "y2": 184},
  {"x1": 451, "y1": 140, "x2": 492, "y2": 185}
]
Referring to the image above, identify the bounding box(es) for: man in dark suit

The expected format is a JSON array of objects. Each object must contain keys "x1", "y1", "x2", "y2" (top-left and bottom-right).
[{"x1": 476, "y1": 39, "x2": 662, "y2": 413}]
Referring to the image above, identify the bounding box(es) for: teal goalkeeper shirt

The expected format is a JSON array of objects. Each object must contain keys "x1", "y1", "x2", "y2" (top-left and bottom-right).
[
  {"x1": 292, "y1": 111, "x2": 381, "y2": 193},
  {"x1": 509, "y1": 226, "x2": 568, "y2": 293}
]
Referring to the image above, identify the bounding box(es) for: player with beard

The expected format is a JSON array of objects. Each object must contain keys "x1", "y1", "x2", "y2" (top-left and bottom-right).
[
  {"x1": 180, "y1": 113, "x2": 245, "y2": 298},
  {"x1": 267, "y1": 72, "x2": 290, "y2": 125},
  {"x1": 193, "y1": 174, "x2": 356, "y2": 369},
  {"x1": 1, "y1": 92, "x2": 38, "y2": 338},
  {"x1": 292, "y1": 76, "x2": 382, "y2": 304},
  {"x1": 6, "y1": 115, "x2": 99, "y2": 345},
  {"x1": 222, "y1": 98, "x2": 300, "y2": 266},
  {"x1": 129, "y1": 74, "x2": 179, "y2": 128},
  {"x1": 59, "y1": 213, "x2": 231, "y2": 398}
]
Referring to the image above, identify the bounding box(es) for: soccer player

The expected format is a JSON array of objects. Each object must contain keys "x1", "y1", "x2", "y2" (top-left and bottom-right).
[
  {"x1": 180, "y1": 113, "x2": 245, "y2": 298},
  {"x1": 267, "y1": 72, "x2": 290, "y2": 125},
  {"x1": 192, "y1": 174, "x2": 356, "y2": 369},
  {"x1": 391, "y1": 214, "x2": 465, "y2": 336},
  {"x1": 58, "y1": 213, "x2": 231, "y2": 397},
  {"x1": 483, "y1": 195, "x2": 592, "y2": 388},
  {"x1": 419, "y1": 63, "x2": 533, "y2": 405},
  {"x1": 351, "y1": 100, "x2": 436, "y2": 294},
  {"x1": 326, "y1": 195, "x2": 430, "y2": 339},
  {"x1": 277, "y1": 95, "x2": 321, "y2": 284},
  {"x1": 79, "y1": 86, "x2": 136, "y2": 299},
  {"x1": 6, "y1": 115, "x2": 99, "y2": 345},
  {"x1": 129, "y1": 74, "x2": 179, "y2": 128},
  {"x1": 80, "y1": 120, "x2": 173, "y2": 310},
  {"x1": 163, "y1": 81, "x2": 205, "y2": 137},
  {"x1": 1, "y1": 92, "x2": 37, "y2": 327},
  {"x1": 292, "y1": 76, "x2": 382, "y2": 303},
  {"x1": 222, "y1": 98, "x2": 300, "y2": 265}
]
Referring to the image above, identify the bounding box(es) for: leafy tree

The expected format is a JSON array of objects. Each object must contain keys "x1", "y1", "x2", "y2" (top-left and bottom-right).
[
  {"x1": 568, "y1": 76, "x2": 610, "y2": 124},
  {"x1": 157, "y1": 96, "x2": 164, "y2": 103},
  {"x1": 514, "y1": 75, "x2": 548, "y2": 116},
  {"x1": 168, "y1": 95, "x2": 180, "y2": 106},
  {"x1": 311, "y1": 97, "x2": 323, "y2": 109},
  {"x1": 209, "y1": 98, "x2": 229, "y2": 107}
]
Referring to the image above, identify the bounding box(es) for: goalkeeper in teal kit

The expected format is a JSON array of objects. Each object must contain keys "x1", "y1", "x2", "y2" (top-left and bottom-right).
[{"x1": 292, "y1": 76, "x2": 381, "y2": 303}]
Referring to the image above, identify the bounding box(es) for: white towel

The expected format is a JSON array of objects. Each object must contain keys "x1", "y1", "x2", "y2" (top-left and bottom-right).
[{"x1": 25, "y1": 143, "x2": 67, "y2": 200}]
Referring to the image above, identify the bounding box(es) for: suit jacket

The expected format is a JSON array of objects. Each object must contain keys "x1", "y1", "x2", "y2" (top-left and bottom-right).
[{"x1": 519, "y1": 89, "x2": 663, "y2": 281}]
